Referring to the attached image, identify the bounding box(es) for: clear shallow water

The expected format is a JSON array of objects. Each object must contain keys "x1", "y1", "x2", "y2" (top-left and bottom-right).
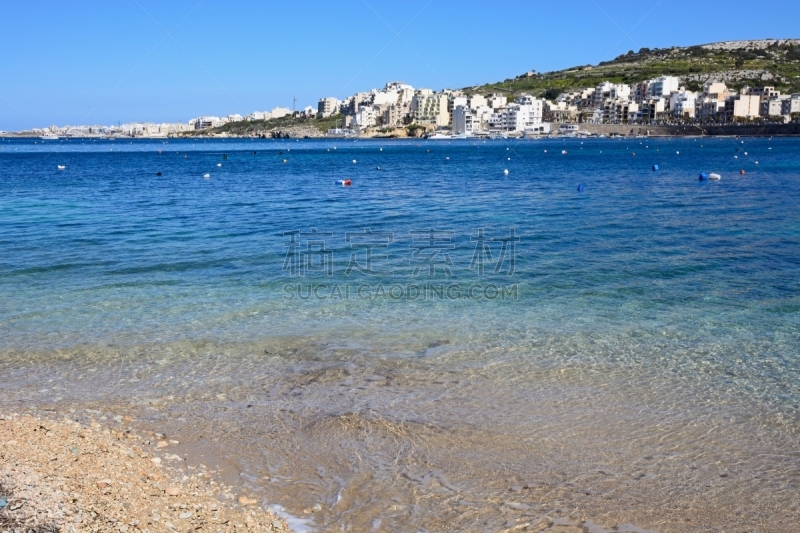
[{"x1": 1, "y1": 136, "x2": 800, "y2": 532}]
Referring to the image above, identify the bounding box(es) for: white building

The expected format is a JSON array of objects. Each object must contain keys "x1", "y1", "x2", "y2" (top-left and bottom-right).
[
  {"x1": 353, "y1": 106, "x2": 376, "y2": 129},
  {"x1": 670, "y1": 91, "x2": 697, "y2": 118},
  {"x1": 271, "y1": 107, "x2": 291, "y2": 119},
  {"x1": 452, "y1": 105, "x2": 475, "y2": 135},
  {"x1": 648, "y1": 76, "x2": 680, "y2": 98},
  {"x1": 489, "y1": 94, "x2": 544, "y2": 131}
]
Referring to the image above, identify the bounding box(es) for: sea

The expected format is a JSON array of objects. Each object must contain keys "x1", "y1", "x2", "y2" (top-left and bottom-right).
[{"x1": 1, "y1": 136, "x2": 799, "y2": 532}]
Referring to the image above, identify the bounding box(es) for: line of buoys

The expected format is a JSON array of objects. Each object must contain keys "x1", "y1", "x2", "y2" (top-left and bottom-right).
[
  {"x1": 577, "y1": 184, "x2": 585, "y2": 192},
  {"x1": 337, "y1": 179, "x2": 352, "y2": 186}
]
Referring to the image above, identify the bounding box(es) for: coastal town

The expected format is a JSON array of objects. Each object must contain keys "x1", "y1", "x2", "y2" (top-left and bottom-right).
[
  {"x1": 12, "y1": 38, "x2": 800, "y2": 140},
  {"x1": 20, "y1": 75, "x2": 800, "y2": 140}
]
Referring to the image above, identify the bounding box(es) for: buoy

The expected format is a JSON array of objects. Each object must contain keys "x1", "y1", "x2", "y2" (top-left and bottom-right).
[
  {"x1": 699, "y1": 172, "x2": 708, "y2": 180},
  {"x1": 503, "y1": 169, "x2": 509, "y2": 175},
  {"x1": 734, "y1": 155, "x2": 738, "y2": 159},
  {"x1": 376, "y1": 166, "x2": 380, "y2": 170},
  {"x1": 57, "y1": 165, "x2": 65, "y2": 170},
  {"x1": 203, "y1": 173, "x2": 210, "y2": 178},
  {"x1": 380, "y1": 148, "x2": 383, "y2": 151},
  {"x1": 283, "y1": 159, "x2": 287, "y2": 163},
  {"x1": 676, "y1": 151, "x2": 680, "y2": 155},
  {"x1": 709, "y1": 173, "x2": 721, "y2": 180},
  {"x1": 222, "y1": 154, "x2": 227, "y2": 159},
  {"x1": 632, "y1": 152, "x2": 636, "y2": 156},
  {"x1": 652, "y1": 164, "x2": 659, "y2": 171},
  {"x1": 337, "y1": 179, "x2": 352, "y2": 186},
  {"x1": 446, "y1": 157, "x2": 450, "y2": 160},
  {"x1": 217, "y1": 163, "x2": 222, "y2": 167},
  {"x1": 543, "y1": 150, "x2": 547, "y2": 153},
  {"x1": 740, "y1": 169, "x2": 746, "y2": 175},
  {"x1": 744, "y1": 152, "x2": 748, "y2": 155},
  {"x1": 252, "y1": 151, "x2": 257, "y2": 155},
  {"x1": 755, "y1": 161, "x2": 759, "y2": 164},
  {"x1": 352, "y1": 159, "x2": 357, "y2": 164},
  {"x1": 156, "y1": 171, "x2": 162, "y2": 176},
  {"x1": 507, "y1": 157, "x2": 510, "y2": 160},
  {"x1": 577, "y1": 184, "x2": 585, "y2": 192},
  {"x1": 562, "y1": 150, "x2": 567, "y2": 155}
]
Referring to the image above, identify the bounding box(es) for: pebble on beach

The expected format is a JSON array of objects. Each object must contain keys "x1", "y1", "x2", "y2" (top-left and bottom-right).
[{"x1": 0, "y1": 414, "x2": 291, "y2": 532}]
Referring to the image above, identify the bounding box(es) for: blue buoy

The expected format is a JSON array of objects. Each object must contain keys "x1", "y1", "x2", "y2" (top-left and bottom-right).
[
  {"x1": 652, "y1": 164, "x2": 659, "y2": 171},
  {"x1": 699, "y1": 172, "x2": 708, "y2": 181},
  {"x1": 577, "y1": 184, "x2": 585, "y2": 192}
]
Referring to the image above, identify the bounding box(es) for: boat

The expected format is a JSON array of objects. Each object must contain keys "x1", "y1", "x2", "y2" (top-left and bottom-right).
[{"x1": 39, "y1": 134, "x2": 58, "y2": 140}]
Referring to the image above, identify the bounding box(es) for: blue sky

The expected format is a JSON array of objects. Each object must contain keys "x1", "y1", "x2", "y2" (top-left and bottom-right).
[{"x1": 1, "y1": 0, "x2": 799, "y2": 130}]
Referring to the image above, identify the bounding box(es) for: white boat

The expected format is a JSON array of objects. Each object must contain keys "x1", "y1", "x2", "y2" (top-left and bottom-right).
[
  {"x1": 40, "y1": 134, "x2": 58, "y2": 140},
  {"x1": 427, "y1": 133, "x2": 453, "y2": 140}
]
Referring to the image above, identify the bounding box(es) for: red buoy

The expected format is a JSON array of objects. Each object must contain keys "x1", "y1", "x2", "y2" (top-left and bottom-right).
[{"x1": 740, "y1": 169, "x2": 746, "y2": 175}]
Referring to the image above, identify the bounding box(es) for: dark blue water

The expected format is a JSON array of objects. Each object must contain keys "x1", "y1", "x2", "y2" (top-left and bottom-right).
[{"x1": 1, "y1": 136, "x2": 799, "y2": 532}]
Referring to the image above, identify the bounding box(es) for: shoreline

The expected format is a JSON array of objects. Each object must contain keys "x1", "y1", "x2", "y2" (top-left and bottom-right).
[
  {"x1": 0, "y1": 413, "x2": 292, "y2": 533},
  {"x1": 4, "y1": 122, "x2": 800, "y2": 140}
]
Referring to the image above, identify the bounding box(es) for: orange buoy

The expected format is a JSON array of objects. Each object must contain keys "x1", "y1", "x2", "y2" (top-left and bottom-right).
[{"x1": 337, "y1": 179, "x2": 352, "y2": 186}]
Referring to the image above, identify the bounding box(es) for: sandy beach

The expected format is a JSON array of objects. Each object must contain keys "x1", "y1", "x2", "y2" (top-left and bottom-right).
[{"x1": 0, "y1": 413, "x2": 290, "y2": 533}]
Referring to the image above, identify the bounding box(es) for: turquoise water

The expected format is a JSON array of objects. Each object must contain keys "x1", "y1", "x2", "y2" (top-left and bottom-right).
[{"x1": 1, "y1": 136, "x2": 799, "y2": 531}]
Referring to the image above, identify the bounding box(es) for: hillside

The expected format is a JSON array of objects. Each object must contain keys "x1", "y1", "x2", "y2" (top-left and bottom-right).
[
  {"x1": 196, "y1": 113, "x2": 342, "y2": 138},
  {"x1": 468, "y1": 38, "x2": 800, "y2": 98}
]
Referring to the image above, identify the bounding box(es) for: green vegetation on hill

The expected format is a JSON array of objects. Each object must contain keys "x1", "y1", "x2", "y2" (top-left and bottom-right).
[
  {"x1": 468, "y1": 41, "x2": 800, "y2": 98},
  {"x1": 200, "y1": 114, "x2": 343, "y2": 136}
]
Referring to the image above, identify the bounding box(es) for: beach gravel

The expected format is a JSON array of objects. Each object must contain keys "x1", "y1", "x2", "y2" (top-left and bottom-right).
[{"x1": 0, "y1": 414, "x2": 290, "y2": 532}]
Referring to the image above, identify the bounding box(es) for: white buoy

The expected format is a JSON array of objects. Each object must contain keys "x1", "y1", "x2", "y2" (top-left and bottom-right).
[
  {"x1": 380, "y1": 148, "x2": 383, "y2": 151},
  {"x1": 676, "y1": 151, "x2": 680, "y2": 155},
  {"x1": 217, "y1": 163, "x2": 222, "y2": 167},
  {"x1": 446, "y1": 157, "x2": 449, "y2": 160},
  {"x1": 543, "y1": 149, "x2": 547, "y2": 153},
  {"x1": 562, "y1": 150, "x2": 567, "y2": 154},
  {"x1": 744, "y1": 152, "x2": 748, "y2": 155},
  {"x1": 503, "y1": 169, "x2": 509, "y2": 175},
  {"x1": 734, "y1": 155, "x2": 738, "y2": 159},
  {"x1": 203, "y1": 173, "x2": 210, "y2": 178},
  {"x1": 709, "y1": 173, "x2": 721, "y2": 180},
  {"x1": 57, "y1": 165, "x2": 65, "y2": 170},
  {"x1": 755, "y1": 161, "x2": 759, "y2": 164},
  {"x1": 352, "y1": 159, "x2": 356, "y2": 164}
]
